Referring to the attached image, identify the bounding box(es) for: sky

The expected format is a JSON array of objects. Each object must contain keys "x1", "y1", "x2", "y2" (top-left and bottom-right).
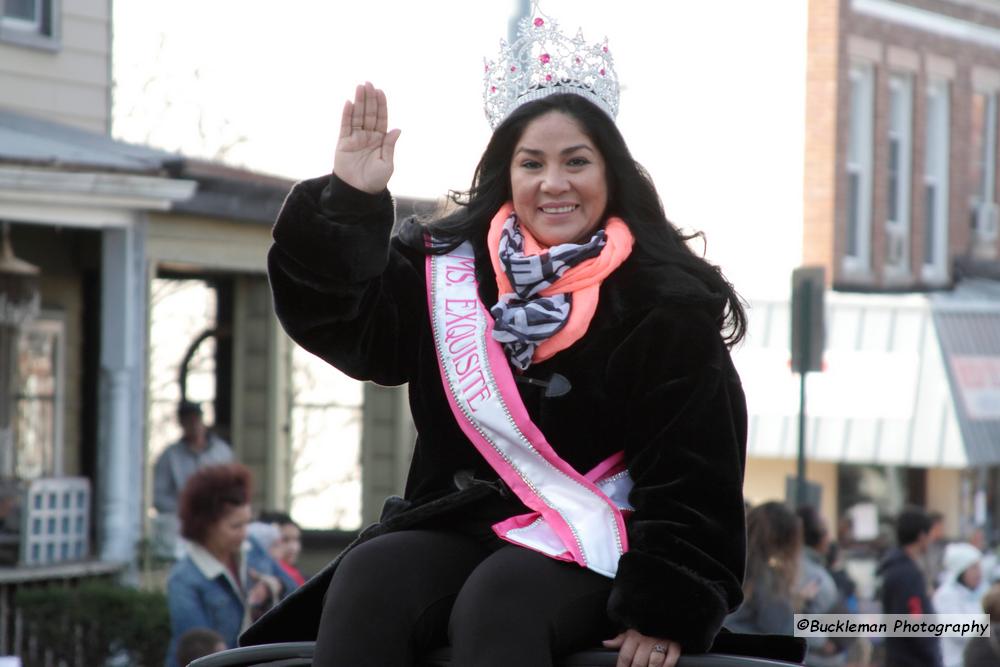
[{"x1": 112, "y1": 0, "x2": 809, "y2": 299}]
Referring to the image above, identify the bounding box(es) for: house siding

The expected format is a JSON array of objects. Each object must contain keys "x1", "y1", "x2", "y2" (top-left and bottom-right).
[{"x1": 0, "y1": 0, "x2": 111, "y2": 133}]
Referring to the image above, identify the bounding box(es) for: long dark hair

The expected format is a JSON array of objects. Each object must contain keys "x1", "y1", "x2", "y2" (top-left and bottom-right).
[
  {"x1": 744, "y1": 501, "x2": 802, "y2": 601},
  {"x1": 400, "y1": 93, "x2": 747, "y2": 345}
]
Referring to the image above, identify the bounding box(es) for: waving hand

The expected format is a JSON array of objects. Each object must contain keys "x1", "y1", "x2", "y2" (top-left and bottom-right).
[{"x1": 334, "y1": 82, "x2": 401, "y2": 194}]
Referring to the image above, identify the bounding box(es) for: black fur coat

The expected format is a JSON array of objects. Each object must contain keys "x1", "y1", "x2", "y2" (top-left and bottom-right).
[{"x1": 243, "y1": 174, "x2": 749, "y2": 653}]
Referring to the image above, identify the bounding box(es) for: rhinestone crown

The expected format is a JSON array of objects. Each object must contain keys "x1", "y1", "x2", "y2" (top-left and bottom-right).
[{"x1": 483, "y1": 3, "x2": 620, "y2": 130}]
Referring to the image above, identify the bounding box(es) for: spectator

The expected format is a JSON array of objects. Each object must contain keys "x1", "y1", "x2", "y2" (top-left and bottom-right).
[
  {"x1": 933, "y1": 542, "x2": 986, "y2": 667},
  {"x1": 154, "y1": 401, "x2": 234, "y2": 514},
  {"x1": 258, "y1": 510, "x2": 306, "y2": 587},
  {"x1": 963, "y1": 582, "x2": 1000, "y2": 667},
  {"x1": 826, "y1": 542, "x2": 858, "y2": 614},
  {"x1": 796, "y1": 505, "x2": 848, "y2": 667},
  {"x1": 246, "y1": 520, "x2": 300, "y2": 593},
  {"x1": 165, "y1": 463, "x2": 289, "y2": 667},
  {"x1": 725, "y1": 501, "x2": 801, "y2": 636},
  {"x1": 176, "y1": 627, "x2": 226, "y2": 666},
  {"x1": 969, "y1": 527, "x2": 999, "y2": 584},
  {"x1": 877, "y1": 505, "x2": 942, "y2": 667},
  {"x1": 247, "y1": 520, "x2": 281, "y2": 555},
  {"x1": 924, "y1": 511, "x2": 947, "y2": 590}
]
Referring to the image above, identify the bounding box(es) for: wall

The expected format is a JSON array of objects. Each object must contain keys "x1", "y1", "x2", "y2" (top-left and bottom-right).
[
  {"x1": 146, "y1": 212, "x2": 271, "y2": 273},
  {"x1": 0, "y1": 0, "x2": 111, "y2": 133},
  {"x1": 744, "y1": 456, "x2": 840, "y2": 526},
  {"x1": 926, "y1": 466, "x2": 961, "y2": 537}
]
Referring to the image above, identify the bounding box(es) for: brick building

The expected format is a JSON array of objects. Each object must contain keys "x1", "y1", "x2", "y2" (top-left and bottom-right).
[
  {"x1": 739, "y1": 0, "x2": 1000, "y2": 547},
  {"x1": 806, "y1": 0, "x2": 1000, "y2": 289}
]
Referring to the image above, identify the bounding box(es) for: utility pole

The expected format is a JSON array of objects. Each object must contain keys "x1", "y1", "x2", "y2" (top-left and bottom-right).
[{"x1": 790, "y1": 267, "x2": 825, "y2": 509}]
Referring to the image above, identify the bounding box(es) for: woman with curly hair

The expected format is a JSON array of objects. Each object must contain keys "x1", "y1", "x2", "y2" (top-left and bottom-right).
[{"x1": 164, "y1": 463, "x2": 289, "y2": 667}]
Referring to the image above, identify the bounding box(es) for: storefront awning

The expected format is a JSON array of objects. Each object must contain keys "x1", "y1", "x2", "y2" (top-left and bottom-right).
[
  {"x1": 932, "y1": 280, "x2": 1000, "y2": 466},
  {"x1": 731, "y1": 285, "x2": 1000, "y2": 469}
]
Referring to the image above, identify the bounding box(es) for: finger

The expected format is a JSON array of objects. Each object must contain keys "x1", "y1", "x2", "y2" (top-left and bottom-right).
[
  {"x1": 602, "y1": 633, "x2": 626, "y2": 649},
  {"x1": 375, "y1": 87, "x2": 388, "y2": 134},
  {"x1": 648, "y1": 644, "x2": 668, "y2": 667},
  {"x1": 617, "y1": 636, "x2": 639, "y2": 667},
  {"x1": 339, "y1": 100, "x2": 353, "y2": 139},
  {"x1": 363, "y1": 81, "x2": 377, "y2": 131},
  {"x1": 665, "y1": 642, "x2": 681, "y2": 667},
  {"x1": 351, "y1": 84, "x2": 365, "y2": 130},
  {"x1": 381, "y1": 128, "x2": 401, "y2": 162}
]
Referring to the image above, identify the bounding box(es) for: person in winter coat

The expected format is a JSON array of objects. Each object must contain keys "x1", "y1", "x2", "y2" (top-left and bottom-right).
[
  {"x1": 724, "y1": 502, "x2": 801, "y2": 637},
  {"x1": 243, "y1": 9, "x2": 750, "y2": 667},
  {"x1": 165, "y1": 464, "x2": 289, "y2": 667},
  {"x1": 878, "y1": 506, "x2": 942, "y2": 667},
  {"x1": 795, "y1": 505, "x2": 850, "y2": 667},
  {"x1": 963, "y1": 582, "x2": 1000, "y2": 667},
  {"x1": 933, "y1": 542, "x2": 986, "y2": 667}
]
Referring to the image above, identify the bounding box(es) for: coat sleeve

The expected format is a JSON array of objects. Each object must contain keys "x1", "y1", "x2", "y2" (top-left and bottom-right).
[
  {"x1": 267, "y1": 173, "x2": 426, "y2": 385},
  {"x1": 605, "y1": 306, "x2": 747, "y2": 653}
]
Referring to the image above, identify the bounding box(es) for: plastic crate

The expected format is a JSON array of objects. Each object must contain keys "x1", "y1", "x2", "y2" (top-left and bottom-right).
[{"x1": 19, "y1": 477, "x2": 90, "y2": 565}]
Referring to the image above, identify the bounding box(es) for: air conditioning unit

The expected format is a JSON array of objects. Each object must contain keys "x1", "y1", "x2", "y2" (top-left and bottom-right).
[
  {"x1": 975, "y1": 202, "x2": 999, "y2": 240},
  {"x1": 885, "y1": 223, "x2": 907, "y2": 269}
]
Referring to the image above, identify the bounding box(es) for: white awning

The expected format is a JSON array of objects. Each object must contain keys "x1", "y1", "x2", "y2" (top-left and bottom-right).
[{"x1": 733, "y1": 290, "x2": 971, "y2": 468}]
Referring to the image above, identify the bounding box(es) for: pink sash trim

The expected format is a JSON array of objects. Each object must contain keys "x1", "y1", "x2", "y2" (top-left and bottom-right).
[
  {"x1": 426, "y1": 241, "x2": 630, "y2": 577},
  {"x1": 492, "y1": 452, "x2": 634, "y2": 563}
]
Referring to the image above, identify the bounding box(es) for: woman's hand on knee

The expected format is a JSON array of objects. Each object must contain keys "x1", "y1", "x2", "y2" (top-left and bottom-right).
[{"x1": 603, "y1": 628, "x2": 681, "y2": 667}]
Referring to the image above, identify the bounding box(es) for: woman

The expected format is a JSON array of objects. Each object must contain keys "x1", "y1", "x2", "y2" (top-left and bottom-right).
[
  {"x1": 249, "y1": 12, "x2": 748, "y2": 667},
  {"x1": 725, "y1": 502, "x2": 802, "y2": 637},
  {"x1": 165, "y1": 463, "x2": 288, "y2": 667},
  {"x1": 934, "y1": 542, "x2": 986, "y2": 667}
]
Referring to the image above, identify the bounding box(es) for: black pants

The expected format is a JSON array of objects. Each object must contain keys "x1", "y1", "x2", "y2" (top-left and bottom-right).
[{"x1": 313, "y1": 529, "x2": 615, "y2": 666}]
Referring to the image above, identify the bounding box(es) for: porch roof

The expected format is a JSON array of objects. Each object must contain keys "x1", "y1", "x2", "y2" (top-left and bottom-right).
[{"x1": 0, "y1": 107, "x2": 180, "y2": 174}]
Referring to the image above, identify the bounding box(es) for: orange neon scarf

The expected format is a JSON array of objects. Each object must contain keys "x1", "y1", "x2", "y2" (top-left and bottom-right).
[{"x1": 487, "y1": 202, "x2": 634, "y2": 366}]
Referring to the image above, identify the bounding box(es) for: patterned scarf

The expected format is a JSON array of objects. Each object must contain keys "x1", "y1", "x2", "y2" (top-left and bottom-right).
[{"x1": 487, "y1": 203, "x2": 634, "y2": 370}]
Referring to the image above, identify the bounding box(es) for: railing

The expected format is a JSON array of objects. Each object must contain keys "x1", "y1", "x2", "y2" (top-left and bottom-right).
[{"x1": 0, "y1": 560, "x2": 126, "y2": 661}]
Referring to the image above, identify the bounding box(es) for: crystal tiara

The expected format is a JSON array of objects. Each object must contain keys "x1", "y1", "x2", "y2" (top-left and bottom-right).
[{"x1": 483, "y1": 3, "x2": 620, "y2": 130}]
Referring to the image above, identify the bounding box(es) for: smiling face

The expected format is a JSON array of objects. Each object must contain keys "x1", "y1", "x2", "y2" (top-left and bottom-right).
[{"x1": 509, "y1": 111, "x2": 608, "y2": 247}]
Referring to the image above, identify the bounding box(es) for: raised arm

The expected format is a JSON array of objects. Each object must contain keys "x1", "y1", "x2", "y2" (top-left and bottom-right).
[{"x1": 268, "y1": 83, "x2": 425, "y2": 385}]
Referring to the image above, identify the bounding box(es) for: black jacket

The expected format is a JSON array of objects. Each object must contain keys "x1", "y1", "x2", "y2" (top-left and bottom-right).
[
  {"x1": 243, "y1": 173, "x2": 749, "y2": 652},
  {"x1": 878, "y1": 547, "x2": 943, "y2": 667}
]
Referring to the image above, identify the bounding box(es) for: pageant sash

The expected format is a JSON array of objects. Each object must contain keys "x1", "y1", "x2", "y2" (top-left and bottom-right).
[{"x1": 426, "y1": 240, "x2": 632, "y2": 577}]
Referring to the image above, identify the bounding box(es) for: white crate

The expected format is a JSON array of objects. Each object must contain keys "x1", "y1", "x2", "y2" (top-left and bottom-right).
[{"x1": 19, "y1": 478, "x2": 90, "y2": 565}]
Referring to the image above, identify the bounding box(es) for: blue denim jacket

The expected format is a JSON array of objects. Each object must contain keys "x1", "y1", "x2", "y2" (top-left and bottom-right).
[{"x1": 165, "y1": 537, "x2": 297, "y2": 667}]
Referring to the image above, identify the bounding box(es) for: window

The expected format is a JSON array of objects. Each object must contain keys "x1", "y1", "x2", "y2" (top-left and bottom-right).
[
  {"x1": 923, "y1": 80, "x2": 950, "y2": 282},
  {"x1": 886, "y1": 73, "x2": 913, "y2": 276},
  {"x1": 0, "y1": 0, "x2": 60, "y2": 51},
  {"x1": 969, "y1": 91, "x2": 999, "y2": 257},
  {"x1": 845, "y1": 63, "x2": 875, "y2": 274},
  {"x1": 2, "y1": 0, "x2": 39, "y2": 30},
  {"x1": 14, "y1": 315, "x2": 65, "y2": 479}
]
